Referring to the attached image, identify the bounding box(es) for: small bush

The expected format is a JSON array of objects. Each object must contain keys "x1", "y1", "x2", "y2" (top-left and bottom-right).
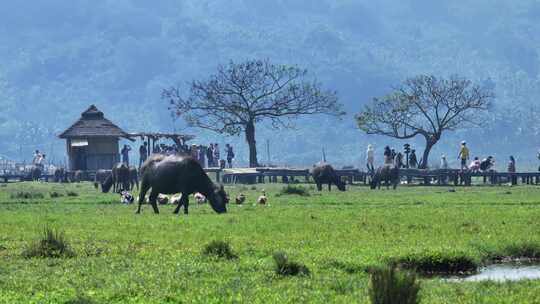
[
  {"x1": 273, "y1": 251, "x2": 310, "y2": 276},
  {"x1": 49, "y1": 191, "x2": 64, "y2": 198},
  {"x1": 202, "y1": 240, "x2": 238, "y2": 260},
  {"x1": 22, "y1": 227, "x2": 76, "y2": 259},
  {"x1": 10, "y1": 191, "x2": 44, "y2": 200},
  {"x1": 369, "y1": 265, "x2": 420, "y2": 304},
  {"x1": 394, "y1": 252, "x2": 477, "y2": 275},
  {"x1": 66, "y1": 191, "x2": 79, "y2": 197},
  {"x1": 279, "y1": 185, "x2": 310, "y2": 197}
]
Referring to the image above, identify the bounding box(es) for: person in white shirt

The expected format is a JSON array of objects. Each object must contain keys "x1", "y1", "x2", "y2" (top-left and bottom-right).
[{"x1": 366, "y1": 144, "x2": 375, "y2": 173}]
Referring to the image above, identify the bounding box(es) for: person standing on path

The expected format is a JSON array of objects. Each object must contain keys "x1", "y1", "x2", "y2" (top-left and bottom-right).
[
  {"x1": 121, "y1": 145, "x2": 131, "y2": 166},
  {"x1": 458, "y1": 141, "x2": 470, "y2": 170},
  {"x1": 366, "y1": 144, "x2": 375, "y2": 173},
  {"x1": 139, "y1": 142, "x2": 148, "y2": 168}
]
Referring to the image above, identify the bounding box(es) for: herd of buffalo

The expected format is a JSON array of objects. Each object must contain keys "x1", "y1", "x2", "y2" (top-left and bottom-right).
[{"x1": 50, "y1": 156, "x2": 400, "y2": 215}]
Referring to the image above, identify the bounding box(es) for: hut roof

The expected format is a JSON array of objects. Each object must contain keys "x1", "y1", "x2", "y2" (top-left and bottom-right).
[{"x1": 59, "y1": 105, "x2": 129, "y2": 139}]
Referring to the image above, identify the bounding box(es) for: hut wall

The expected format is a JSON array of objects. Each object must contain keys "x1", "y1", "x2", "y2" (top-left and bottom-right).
[{"x1": 85, "y1": 137, "x2": 119, "y2": 171}]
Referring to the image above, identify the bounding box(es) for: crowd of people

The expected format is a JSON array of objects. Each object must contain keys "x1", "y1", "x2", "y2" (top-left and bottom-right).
[
  {"x1": 366, "y1": 140, "x2": 519, "y2": 175},
  {"x1": 122, "y1": 142, "x2": 236, "y2": 169}
]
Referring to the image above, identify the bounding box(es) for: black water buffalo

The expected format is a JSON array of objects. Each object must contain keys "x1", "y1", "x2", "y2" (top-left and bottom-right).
[
  {"x1": 54, "y1": 168, "x2": 68, "y2": 183},
  {"x1": 311, "y1": 163, "x2": 346, "y2": 192},
  {"x1": 137, "y1": 154, "x2": 228, "y2": 215},
  {"x1": 94, "y1": 170, "x2": 112, "y2": 190},
  {"x1": 370, "y1": 165, "x2": 400, "y2": 190},
  {"x1": 102, "y1": 164, "x2": 130, "y2": 193}
]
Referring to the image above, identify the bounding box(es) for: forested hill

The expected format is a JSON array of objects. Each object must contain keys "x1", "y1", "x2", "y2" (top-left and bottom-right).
[{"x1": 1, "y1": 1, "x2": 539, "y2": 168}]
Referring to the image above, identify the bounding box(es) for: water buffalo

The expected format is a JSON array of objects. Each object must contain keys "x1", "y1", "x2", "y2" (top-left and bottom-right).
[
  {"x1": 129, "y1": 166, "x2": 139, "y2": 190},
  {"x1": 102, "y1": 164, "x2": 130, "y2": 193},
  {"x1": 137, "y1": 154, "x2": 228, "y2": 215},
  {"x1": 54, "y1": 168, "x2": 68, "y2": 183},
  {"x1": 311, "y1": 163, "x2": 346, "y2": 192},
  {"x1": 370, "y1": 165, "x2": 400, "y2": 190},
  {"x1": 94, "y1": 170, "x2": 112, "y2": 190}
]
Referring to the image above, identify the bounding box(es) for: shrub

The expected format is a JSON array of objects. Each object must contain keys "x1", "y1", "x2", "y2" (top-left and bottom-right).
[
  {"x1": 279, "y1": 185, "x2": 310, "y2": 197},
  {"x1": 394, "y1": 251, "x2": 477, "y2": 275},
  {"x1": 10, "y1": 191, "x2": 44, "y2": 200},
  {"x1": 368, "y1": 265, "x2": 420, "y2": 304},
  {"x1": 202, "y1": 240, "x2": 238, "y2": 260},
  {"x1": 66, "y1": 191, "x2": 79, "y2": 197},
  {"x1": 273, "y1": 251, "x2": 310, "y2": 276},
  {"x1": 50, "y1": 191, "x2": 64, "y2": 198},
  {"x1": 22, "y1": 227, "x2": 76, "y2": 259}
]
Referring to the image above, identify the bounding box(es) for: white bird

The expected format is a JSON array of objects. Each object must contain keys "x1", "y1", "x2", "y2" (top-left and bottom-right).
[
  {"x1": 120, "y1": 191, "x2": 134, "y2": 204},
  {"x1": 194, "y1": 192, "x2": 207, "y2": 204},
  {"x1": 235, "y1": 193, "x2": 246, "y2": 205},
  {"x1": 157, "y1": 194, "x2": 169, "y2": 205},
  {"x1": 170, "y1": 194, "x2": 182, "y2": 205},
  {"x1": 257, "y1": 190, "x2": 268, "y2": 205}
]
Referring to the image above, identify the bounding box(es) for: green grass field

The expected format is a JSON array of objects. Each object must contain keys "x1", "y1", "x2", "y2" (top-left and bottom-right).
[{"x1": 1, "y1": 182, "x2": 540, "y2": 303}]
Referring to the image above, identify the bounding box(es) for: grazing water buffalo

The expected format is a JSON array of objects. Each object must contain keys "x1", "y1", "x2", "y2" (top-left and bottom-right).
[
  {"x1": 101, "y1": 164, "x2": 130, "y2": 193},
  {"x1": 54, "y1": 168, "x2": 68, "y2": 183},
  {"x1": 94, "y1": 170, "x2": 112, "y2": 190},
  {"x1": 370, "y1": 165, "x2": 400, "y2": 190},
  {"x1": 311, "y1": 163, "x2": 346, "y2": 192},
  {"x1": 137, "y1": 154, "x2": 228, "y2": 215}
]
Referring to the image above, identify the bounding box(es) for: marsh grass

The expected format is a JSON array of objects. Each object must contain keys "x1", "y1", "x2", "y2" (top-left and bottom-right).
[
  {"x1": 49, "y1": 191, "x2": 64, "y2": 198},
  {"x1": 368, "y1": 265, "x2": 420, "y2": 304},
  {"x1": 277, "y1": 185, "x2": 310, "y2": 197},
  {"x1": 394, "y1": 251, "x2": 478, "y2": 275},
  {"x1": 66, "y1": 191, "x2": 79, "y2": 197},
  {"x1": 22, "y1": 227, "x2": 75, "y2": 259},
  {"x1": 202, "y1": 240, "x2": 238, "y2": 260},
  {"x1": 273, "y1": 251, "x2": 310, "y2": 276},
  {"x1": 10, "y1": 191, "x2": 44, "y2": 200}
]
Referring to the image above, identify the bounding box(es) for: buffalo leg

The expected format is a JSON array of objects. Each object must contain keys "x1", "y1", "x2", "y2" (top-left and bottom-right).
[
  {"x1": 148, "y1": 190, "x2": 160, "y2": 214},
  {"x1": 316, "y1": 182, "x2": 322, "y2": 191},
  {"x1": 136, "y1": 181, "x2": 150, "y2": 214},
  {"x1": 174, "y1": 194, "x2": 188, "y2": 214},
  {"x1": 328, "y1": 183, "x2": 332, "y2": 191},
  {"x1": 183, "y1": 196, "x2": 190, "y2": 215}
]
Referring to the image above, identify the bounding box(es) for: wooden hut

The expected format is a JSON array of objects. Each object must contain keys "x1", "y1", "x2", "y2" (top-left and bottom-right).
[{"x1": 59, "y1": 105, "x2": 130, "y2": 171}]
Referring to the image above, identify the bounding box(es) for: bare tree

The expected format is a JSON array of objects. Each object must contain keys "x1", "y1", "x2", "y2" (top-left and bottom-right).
[
  {"x1": 356, "y1": 75, "x2": 494, "y2": 168},
  {"x1": 164, "y1": 59, "x2": 345, "y2": 167}
]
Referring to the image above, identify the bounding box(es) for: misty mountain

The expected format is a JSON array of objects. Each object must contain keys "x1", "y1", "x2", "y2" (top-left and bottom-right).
[{"x1": 1, "y1": 0, "x2": 539, "y2": 168}]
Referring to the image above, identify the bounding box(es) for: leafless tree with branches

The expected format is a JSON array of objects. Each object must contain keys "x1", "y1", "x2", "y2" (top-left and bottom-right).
[
  {"x1": 164, "y1": 59, "x2": 345, "y2": 167},
  {"x1": 356, "y1": 75, "x2": 494, "y2": 168}
]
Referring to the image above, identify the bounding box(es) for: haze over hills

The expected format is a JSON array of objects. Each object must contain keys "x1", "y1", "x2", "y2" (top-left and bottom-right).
[{"x1": 1, "y1": 0, "x2": 539, "y2": 168}]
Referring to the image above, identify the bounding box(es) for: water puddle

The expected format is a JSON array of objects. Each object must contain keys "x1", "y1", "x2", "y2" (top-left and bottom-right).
[{"x1": 449, "y1": 264, "x2": 540, "y2": 282}]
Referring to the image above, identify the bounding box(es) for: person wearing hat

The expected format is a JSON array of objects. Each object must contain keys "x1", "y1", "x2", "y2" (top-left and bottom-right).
[{"x1": 458, "y1": 141, "x2": 469, "y2": 170}]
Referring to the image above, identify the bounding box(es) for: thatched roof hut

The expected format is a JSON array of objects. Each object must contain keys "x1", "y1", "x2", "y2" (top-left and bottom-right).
[{"x1": 59, "y1": 105, "x2": 130, "y2": 171}]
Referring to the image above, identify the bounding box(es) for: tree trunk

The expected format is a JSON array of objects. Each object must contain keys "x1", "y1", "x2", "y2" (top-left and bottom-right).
[
  {"x1": 419, "y1": 138, "x2": 437, "y2": 169},
  {"x1": 245, "y1": 120, "x2": 258, "y2": 167}
]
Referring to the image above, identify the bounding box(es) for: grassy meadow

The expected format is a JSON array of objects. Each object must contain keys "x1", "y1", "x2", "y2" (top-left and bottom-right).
[{"x1": 1, "y1": 182, "x2": 540, "y2": 303}]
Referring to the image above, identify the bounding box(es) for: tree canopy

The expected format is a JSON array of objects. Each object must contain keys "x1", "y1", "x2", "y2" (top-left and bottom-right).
[{"x1": 356, "y1": 75, "x2": 494, "y2": 168}]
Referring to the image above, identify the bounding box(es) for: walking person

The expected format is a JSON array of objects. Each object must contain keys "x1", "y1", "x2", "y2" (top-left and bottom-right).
[
  {"x1": 121, "y1": 145, "x2": 131, "y2": 166},
  {"x1": 226, "y1": 144, "x2": 235, "y2": 168},
  {"x1": 366, "y1": 144, "x2": 375, "y2": 173},
  {"x1": 198, "y1": 145, "x2": 206, "y2": 168},
  {"x1": 409, "y1": 149, "x2": 418, "y2": 168},
  {"x1": 213, "y1": 143, "x2": 220, "y2": 166},
  {"x1": 207, "y1": 143, "x2": 214, "y2": 167},
  {"x1": 383, "y1": 146, "x2": 392, "y2": 165},
  {"x1": 458, "y1": 141, "x2": 470, "y2": 170},
  {"x1": 508, "y1": 156, "x2": 517, "y2": 185},
  {"x1": 440, "y1": 154, "x2": 449, "y2": 169},
  {"x1": 139, "y1": 142, "x2": 148, "y2": 168}
]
